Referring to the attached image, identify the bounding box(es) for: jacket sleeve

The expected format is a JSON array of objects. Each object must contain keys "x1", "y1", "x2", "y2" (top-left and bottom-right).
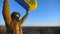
[
  {"x1": 19, "y1": 14, "x2": 28, "y2": 25},
  {"x1": 2, "y1": 0, "x2": 11, "y2": 26}
]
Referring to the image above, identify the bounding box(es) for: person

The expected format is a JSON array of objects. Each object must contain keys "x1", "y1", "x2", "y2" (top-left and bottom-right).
[{"x1": 2, "y1": 0, "x2": 28, "y2": 34}]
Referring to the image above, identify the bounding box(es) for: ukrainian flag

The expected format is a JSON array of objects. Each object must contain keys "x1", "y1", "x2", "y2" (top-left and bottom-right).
[{"x1": 15, "y1": 0, "x2": 37, "y2": 10}]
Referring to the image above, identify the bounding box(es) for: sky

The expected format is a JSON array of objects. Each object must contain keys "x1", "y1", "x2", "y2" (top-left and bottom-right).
[{"x1": 0, "y1": 0, "x2": 60, "y2": 26}]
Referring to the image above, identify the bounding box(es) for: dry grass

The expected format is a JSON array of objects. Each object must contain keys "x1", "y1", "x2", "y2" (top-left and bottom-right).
[{"x1": 0, "y1": 25, "x2": 60, "y2": 34}]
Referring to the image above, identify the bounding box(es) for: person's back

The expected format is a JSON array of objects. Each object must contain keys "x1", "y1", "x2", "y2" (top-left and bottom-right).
[
  {"x1": 2, "y1": 0, "x2": 28, "y2": 34},
  {"x1": 5, "y1": 16, "x2": 23, "y2": 34},
  {"x1": 10, "y1": 19, "x2": 22, "y2": 34}
]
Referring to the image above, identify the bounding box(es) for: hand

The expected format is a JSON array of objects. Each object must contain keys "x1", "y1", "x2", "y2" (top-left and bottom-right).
[
  {"x1": 4, "y1": 0, "x2": 8, "y2": 3},
  {"x1": 26, "y1": 9, "x2": 29, "y2": 14}
]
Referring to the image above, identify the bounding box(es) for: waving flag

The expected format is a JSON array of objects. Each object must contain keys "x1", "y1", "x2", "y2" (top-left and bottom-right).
[{"x1": 15, "y1": 0, "x2": 37, "y2": 10}]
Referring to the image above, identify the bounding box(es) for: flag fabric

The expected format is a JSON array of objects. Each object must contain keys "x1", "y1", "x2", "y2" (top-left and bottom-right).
[
  {"x1": 24, "y1": 0, "x2": 37, "y2": 10},
  {"x1": 15, "y1": 0, "x2": 29, "y2": 10},
  {"x1": 15, "y1": 0, "x2": 37, "y2": 10}
]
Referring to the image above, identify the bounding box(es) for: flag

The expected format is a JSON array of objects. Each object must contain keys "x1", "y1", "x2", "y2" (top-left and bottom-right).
[
  {"x1": 15, "y1": 0, "x2": 29, "y2": 10},
  {"x1": 15, "y1": 0, "x2": 37, "y2": 10}
]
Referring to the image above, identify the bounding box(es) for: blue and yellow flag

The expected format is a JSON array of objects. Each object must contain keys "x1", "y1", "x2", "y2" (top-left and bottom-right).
[{"x1": 15, "y1": 0, "x2": 37, "y2": 10}]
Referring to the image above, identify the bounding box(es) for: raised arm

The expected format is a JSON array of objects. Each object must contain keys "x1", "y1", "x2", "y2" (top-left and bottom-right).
[
  {"x1": 2, "y1": 0, "x2": 11, "y2": 26},
  {"x1": 19, "y1": 10, "x2": 28, "y2": 25}
]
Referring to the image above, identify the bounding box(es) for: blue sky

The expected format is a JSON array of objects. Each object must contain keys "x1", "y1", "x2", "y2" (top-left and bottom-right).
[{"x1": 0, "y1": 0, "x2": 60, "y2": 26}]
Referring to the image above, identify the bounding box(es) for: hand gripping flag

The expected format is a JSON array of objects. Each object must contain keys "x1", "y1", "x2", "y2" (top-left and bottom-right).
[{"x1": 15, "y1": 0, "x2": 37, "y2": 10}]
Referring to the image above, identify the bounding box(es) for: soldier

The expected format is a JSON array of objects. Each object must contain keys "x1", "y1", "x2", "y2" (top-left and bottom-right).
[{"x1": 2, "y1": 0, "x2": 28, "y2": 34}]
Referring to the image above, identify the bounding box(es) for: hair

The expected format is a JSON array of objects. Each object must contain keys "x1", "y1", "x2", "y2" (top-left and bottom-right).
[{"x1": 11, "y1": 12, "x2": 20, "y2": 19}]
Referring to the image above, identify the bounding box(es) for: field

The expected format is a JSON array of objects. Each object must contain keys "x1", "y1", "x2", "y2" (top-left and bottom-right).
[{"x1": 0, "y1": 25, "x2": 60, "y2": 34}]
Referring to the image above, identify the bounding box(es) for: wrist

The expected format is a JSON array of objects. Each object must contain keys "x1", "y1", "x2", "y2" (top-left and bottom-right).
[
  {"x1": 4, "y1": 0, "x2": 8, "y2": 2},
  {"x1": 26, "y1": 10, "x2": 28, "y2": 14}
]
